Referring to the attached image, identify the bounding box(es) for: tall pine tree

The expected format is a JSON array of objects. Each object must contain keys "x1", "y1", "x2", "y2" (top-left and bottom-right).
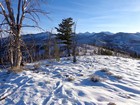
[{"x1": 55, "y1": 17, "x2": 74, "y2": 57}]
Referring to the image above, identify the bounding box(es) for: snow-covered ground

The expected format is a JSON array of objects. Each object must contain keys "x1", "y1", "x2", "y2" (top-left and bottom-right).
[{"x1": 0, "y1": 55, "x2": 140, "y2": 105}]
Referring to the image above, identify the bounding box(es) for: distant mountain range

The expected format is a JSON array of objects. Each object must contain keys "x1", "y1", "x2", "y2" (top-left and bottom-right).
[
  {"x1": 1, "y1": 32, "x2": 140, "y2": 55},
  {"x1": 76, "y1": 32, "x2": 140, "y2": 55},
  {"x1": 22, "y1": 31, "x2": 140, "y2": 55}
]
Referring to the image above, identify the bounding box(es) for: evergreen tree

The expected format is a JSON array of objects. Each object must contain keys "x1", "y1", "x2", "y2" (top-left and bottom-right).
[{"x1": 55, "y1": 17, "x2": 74, "y2": 56}]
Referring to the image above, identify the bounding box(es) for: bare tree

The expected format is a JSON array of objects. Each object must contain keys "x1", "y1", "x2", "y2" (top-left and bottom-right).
[{"x1": 0, "y1": 0, "x2": 48, "y2": 69}]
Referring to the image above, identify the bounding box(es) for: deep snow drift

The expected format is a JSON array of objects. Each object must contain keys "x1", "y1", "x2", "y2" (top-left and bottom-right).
[{"x1": 0, "y1": 55, "x2": 140, "y2": 105}]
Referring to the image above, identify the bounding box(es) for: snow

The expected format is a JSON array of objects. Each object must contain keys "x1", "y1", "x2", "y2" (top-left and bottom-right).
[{"x1": 0, "y1": 55, "x2": 140, "y2": 105}]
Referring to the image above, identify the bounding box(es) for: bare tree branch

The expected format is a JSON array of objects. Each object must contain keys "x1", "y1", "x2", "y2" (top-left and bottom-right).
[
  {"x1": 0, "y1": 23, "x2": 8, "y2": 26},
  {"x1": 22, "y1": 24, "x2": 45, "y2": 31},
  {"x1": 0, "y1": 2, "x2": 11, "y2": 25},
  {"x1": 5, "y1": 0, "x2": 15, "y2": 24},
  {"x1": 24, "y1": 16, "x2": 38, "y2": 25},
  {"x1": 0, "y1": 18, "x2": 7, "y2": 26},
  {"x1": 16, "y1": 0, "x2": 22, "y2": 26},
  {"x1": 19, "y1": 0, "x2": 27, "y2": 27}
]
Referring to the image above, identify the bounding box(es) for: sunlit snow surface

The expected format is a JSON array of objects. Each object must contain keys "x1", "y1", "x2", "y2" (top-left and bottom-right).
[{"x1": 0, "y1": 56, "x2": 140, "y2": 105}]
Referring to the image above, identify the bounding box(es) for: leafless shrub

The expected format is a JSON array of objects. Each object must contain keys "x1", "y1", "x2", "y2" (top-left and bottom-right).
[
  {"x1": 79, "y1": 74, "x2": 84, "y2": 76},
  {"x1": 100, "y1": 68, "x2": 123, "y2": 80},
  {"x1": 106, "y1": 71, "x2": 123, "y2": 80},
  {"x1": 100, "y1": 68, "x2": 109, "y2": 73},
  {"x1": 33, "y1": 63, "x2": 40, "y2": 69},
  {"x1": 108, "y1": 102, "x2": 117, "y2": 105},
  {"x1": 113, "y1": 75, "x2": 123, "y2": 79},
  {"x1": 103, "y1": 70, "x2": 123, "y2": 80},
  {"x1": 106, "y1": 71, "x2": 114, "y2": 76},
  {"x1": 46, "y1": 64, "x2": 50, "y2": 67},
  {"x1": 90, "y1": 75, "x2": 102, "y2": 82},
  {"x1": 67, "y1": 76, "x2": 75, "y2": 82}
]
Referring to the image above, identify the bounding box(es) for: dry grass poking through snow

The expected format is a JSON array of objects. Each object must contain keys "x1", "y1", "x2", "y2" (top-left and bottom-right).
[
  {"x1": 67, "y1": 76, "x2": 75, "y2": 82},
  {"x1": 108, "y1": 102, "x2": 117, "y2": 105},
  {"x1": 100, "y1": 68, "x2": 109, "y2": 73},
  {"x1": 90, "y1": 75, "x2": 103, "y2": 82},
  {"x1": 9, "y1": 66, "x2": 23, "y2": 73},
  {"x1": 100, "y1": 68, "x2": 123, "y2": 80},
  {"x1": 33, "y1": 63, "x2": 41, "y2": 70}
]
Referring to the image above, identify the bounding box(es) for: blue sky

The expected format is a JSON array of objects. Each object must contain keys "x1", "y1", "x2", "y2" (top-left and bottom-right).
[{"x1": 25, "y1": 0, "x2": 140, "y2": 33}]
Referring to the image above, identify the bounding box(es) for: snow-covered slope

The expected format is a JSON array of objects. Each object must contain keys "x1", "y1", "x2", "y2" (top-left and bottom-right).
[{"x1": 0, "y1": 55, "x2": 140, "y2": 105}]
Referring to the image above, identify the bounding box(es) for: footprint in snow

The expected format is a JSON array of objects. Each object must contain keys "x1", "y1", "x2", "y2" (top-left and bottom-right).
[
  {"x1": 84, "y1": 102, "x2": 96, "y2": 105},
  {"x1": 54, "y1": 81, "x2": 61, "y2": 90},
  {"x1": 77, "y1": 90, "x2": 86, "y2": 97},
  {"x1": 38, "y1": 82, "x2": 44, "y2": 87},
  {"x1": 65, "y1": 90, "x2": 73, "y2": 97}
]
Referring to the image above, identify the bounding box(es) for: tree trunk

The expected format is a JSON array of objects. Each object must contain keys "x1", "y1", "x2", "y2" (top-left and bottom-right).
[
  {"x1": 15, "y1": 38, "x2": 22, "y2": 67},
  {"x1": 67, "y1": 46, "x2": 70, "y2": 57},
  {"x1": 11, "y1": 29, "x2": 22, "y2": 68},
  {"x1": 9, "y1": 45, "x2": 14, "y2": 66},
  {"x1": 9, "y1": 35, "x2": 14, "y2": 67},
  {"x1": 72, "y1": 45, "x2": 77, "y2": 63}
]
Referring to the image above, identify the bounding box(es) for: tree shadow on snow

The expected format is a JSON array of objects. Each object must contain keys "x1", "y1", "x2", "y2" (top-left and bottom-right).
[{"x1": 113, "y1": 84, "x2": 140, "y2": 95}]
